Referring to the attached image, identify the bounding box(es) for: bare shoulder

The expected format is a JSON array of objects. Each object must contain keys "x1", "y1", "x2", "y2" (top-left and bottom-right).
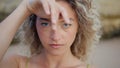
[{"x1": 0, "y1": 54, "x2": 28, "y2": 68}]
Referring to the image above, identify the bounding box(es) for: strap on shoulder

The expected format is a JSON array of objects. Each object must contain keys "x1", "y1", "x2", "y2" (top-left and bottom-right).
[
  {"x1": 26, "y1": 58, "x2": 29, "y2": 68},
  {"x1": 87, "y1": 64, "x2": 90, "y2": 68}
]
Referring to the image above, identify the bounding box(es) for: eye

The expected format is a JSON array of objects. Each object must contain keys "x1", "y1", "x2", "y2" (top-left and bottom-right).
[
  {"x1": 40, "y1": 22, "x2": 49, "y2": 27},
  {"x1": 63, "y1": 23, "x2": 72, "y2": 28}
]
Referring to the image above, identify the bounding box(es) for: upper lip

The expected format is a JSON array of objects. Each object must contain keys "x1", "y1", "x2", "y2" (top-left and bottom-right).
[{"x1": 49, "y1": 44, "x2": 63, "y2": 46}]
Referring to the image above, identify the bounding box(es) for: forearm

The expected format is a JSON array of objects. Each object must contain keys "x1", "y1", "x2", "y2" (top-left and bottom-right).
[{"x1": 0, "y1": 0, "x2": 31, "y2": 61}]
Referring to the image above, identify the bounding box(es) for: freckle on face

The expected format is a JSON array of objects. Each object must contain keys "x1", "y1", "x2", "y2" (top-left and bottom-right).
[{"x1": 36, "y1": 1, "x2": 78, "y2": 55}]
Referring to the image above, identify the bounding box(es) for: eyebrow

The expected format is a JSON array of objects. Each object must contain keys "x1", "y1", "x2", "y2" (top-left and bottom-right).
[
  {"x1": 39, "y1": 18, "x2": 50, "y2": 21},
  {"x1": 59, "y1": 15, "x2": 74, "y2": 22},
  {"x1": 69, "y1": 18, "x2": 74, "y2": 22},
  {"x1": 57, "y1": 0, "x2": 67, "y2": 2},
  {"x1": 39, "y1": 17, "x2": 74, "y2": 22}
]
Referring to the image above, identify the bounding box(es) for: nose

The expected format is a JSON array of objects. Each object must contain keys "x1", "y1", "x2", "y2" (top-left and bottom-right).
[
  {"x1": 50, "y1": 24, "x2": 60, "y2": 42},
  {"x1": 51, "y1": 23, "x2": 57, "y2": 31},
  {"x1": 50, "y1": 32, "x2": 60, "y2": 42}
]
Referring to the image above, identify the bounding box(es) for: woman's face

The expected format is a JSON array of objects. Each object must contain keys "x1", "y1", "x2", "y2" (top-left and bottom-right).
[{"x1": 36, "y1": 1, "x2": 78, "y2": 55}]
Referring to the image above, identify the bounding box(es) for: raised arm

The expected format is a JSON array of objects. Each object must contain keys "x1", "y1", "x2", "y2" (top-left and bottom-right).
[
  {"x1": 0, "y1": 0, "x2": 69, "y2": 67},
  {"x1": 0, "y1": 0, "x2": 31, "y2": 61}
]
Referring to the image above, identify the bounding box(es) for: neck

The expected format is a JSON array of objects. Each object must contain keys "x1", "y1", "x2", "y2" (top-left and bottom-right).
[{"x1": 41, "y1": 49, "x2": 77, "y2": 68}]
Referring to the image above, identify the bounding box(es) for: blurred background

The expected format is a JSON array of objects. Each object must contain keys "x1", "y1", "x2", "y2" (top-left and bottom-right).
[{"x1": 0, "y1": 0, "x2": 120, "y2": 68}]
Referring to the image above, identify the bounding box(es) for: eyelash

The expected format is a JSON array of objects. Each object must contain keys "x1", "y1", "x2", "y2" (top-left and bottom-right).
[
  {"x1": 63, "y1": 23, "x2": 72, "y2": 28},
  {"x1": 40, "y1": 22, "x2": 72, "y2": 28},
  {"x1": 40, "y1": 22, "x2": 49, "y2": 27}
]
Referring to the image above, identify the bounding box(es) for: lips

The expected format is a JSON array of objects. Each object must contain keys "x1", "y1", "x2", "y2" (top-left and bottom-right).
[{"x1": 49, "y1": 44, "x2": 63, "y2": 48}]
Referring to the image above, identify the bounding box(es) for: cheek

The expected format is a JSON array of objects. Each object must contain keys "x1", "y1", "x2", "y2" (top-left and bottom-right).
[
  {"x1": 36, "y1": 23, "x2": 50, "y2": 44},
  {"x1": 65, "y1": 27, "x2": 78, "y2": 46},
  {"x1": 68, "y1": 30, "x2": 77, "y2": 40}
]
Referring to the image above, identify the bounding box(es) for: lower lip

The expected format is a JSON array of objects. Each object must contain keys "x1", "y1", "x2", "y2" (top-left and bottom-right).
[{"x1": 49, "y1": 44, "x2": 62, "y2": 48}]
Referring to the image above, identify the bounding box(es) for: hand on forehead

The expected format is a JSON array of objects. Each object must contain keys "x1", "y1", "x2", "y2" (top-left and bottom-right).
[{"x1": 37, "y1": 0, "x2": 76, "y2": 23}]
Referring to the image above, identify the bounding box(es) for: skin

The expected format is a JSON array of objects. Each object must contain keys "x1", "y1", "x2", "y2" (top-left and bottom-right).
[
  {"x1": 34, "y1": 1, "x2": 79, "y2": 68},
  {"x1": 0, "y1": 0, "x2": 94, "y2": 68},
  {"x1": 36, "y1": 1, "x2": 78, "y2": 57}
]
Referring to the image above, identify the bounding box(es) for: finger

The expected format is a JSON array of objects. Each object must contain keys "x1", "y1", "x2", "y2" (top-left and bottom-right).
[
  {"x1": 48, "y1": 1, "x2": 58, "y2": 23},
  {"x1": 55, "y1": 4, "x2": 60, "y2": 23},
  {"x1": 51, "y1": 7, "x2": 60, "y2": 23},
  {"x1": 41, "y1": 0, "x2": 50, "y2": 15},
  {"x1": 55, "y1": 11, "x2": 59, "y2": 23},
  {"x1": 59, "y1": 6, "x2": 70, "y2": 23},
  {"x1": 51, "y1": 7, "x2": 56, "y2": 23}
]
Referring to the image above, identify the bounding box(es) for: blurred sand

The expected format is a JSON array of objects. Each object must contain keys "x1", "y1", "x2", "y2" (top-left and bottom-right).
[
  {"x1": 6, "y1": 37, "x2": 120, "y2": 68},
  {"x1": 90, "y1": 37, "x2": 120, "y2": 68}
]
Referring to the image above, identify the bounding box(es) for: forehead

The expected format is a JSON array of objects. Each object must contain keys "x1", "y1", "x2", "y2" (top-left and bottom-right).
[
  {"x1": 38, "y1": 0, "x2": 76, "y2": 20},
  {"x1": 56, "y1": 0, "x2": 66, "y2": 1}
]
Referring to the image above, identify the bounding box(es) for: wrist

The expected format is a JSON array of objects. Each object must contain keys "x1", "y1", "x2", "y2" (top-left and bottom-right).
[{"x1": 20, "y1": 0, "x2": 31, "y2": 16}]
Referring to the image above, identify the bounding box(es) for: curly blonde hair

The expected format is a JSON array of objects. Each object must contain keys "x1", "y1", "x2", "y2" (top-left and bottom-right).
[{"x1": 22, "y1": 0, "x2": 101, "y2": 61}]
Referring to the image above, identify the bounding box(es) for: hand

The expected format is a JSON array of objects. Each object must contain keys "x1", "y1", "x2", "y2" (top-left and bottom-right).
[{"x1": 26, "y1": 0, "x2": 70, "y2": 23}]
